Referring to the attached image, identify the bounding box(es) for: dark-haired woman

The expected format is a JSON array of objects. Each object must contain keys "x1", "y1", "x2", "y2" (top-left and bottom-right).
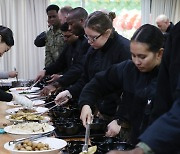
[
  {"x1": 0, "y1": 26, "x2": 32, "y2": 108},
  {"x1": 79, "y1": 24, "x2": 164, "y2": 145},
  {"x1": 54, "y1": 11, "x2": 131, "y2": 118}
]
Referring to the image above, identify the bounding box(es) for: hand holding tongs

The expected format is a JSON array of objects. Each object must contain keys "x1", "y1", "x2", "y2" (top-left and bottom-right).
[{"x1": 8, "y1": 131, "x2": 53, "y2": 145}]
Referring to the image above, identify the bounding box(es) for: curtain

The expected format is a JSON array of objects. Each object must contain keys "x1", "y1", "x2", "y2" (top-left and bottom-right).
[
  {"x1": 141, "y1": 0, "x2": 180, "y2": 25},
  {"x1": 0, "y1": 0, "x2": 50, "y2": 80},
  {"x1": 141, "y1": 0, "x2": 151, "y2": 24}
]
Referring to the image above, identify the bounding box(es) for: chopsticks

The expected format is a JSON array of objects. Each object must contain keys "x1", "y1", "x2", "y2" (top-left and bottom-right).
[{"x1": 8, "y1": 131, "x2": 53, "y2": 145}]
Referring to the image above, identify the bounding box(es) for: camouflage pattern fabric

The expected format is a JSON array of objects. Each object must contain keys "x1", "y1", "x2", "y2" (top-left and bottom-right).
[{"x1": 45, "y1": 28, "x2": 64, "y2": 67}]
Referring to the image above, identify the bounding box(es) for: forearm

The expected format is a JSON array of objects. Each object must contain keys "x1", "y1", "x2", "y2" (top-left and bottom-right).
[{"x1": 0, "y1": 72, "x2": 9, "y2": 79}]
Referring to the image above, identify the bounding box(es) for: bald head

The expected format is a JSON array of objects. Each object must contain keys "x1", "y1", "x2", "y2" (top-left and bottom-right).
[
  {"x1": 156, "y1": 14, "x2": 170, "y2": 33},
  {"x1": 58, "y1": 6, "x2": 72, "y2": 24}
]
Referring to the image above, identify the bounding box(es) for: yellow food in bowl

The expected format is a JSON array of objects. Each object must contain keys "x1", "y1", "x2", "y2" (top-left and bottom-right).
[
  {"x1": 14, "y1": 139, "x2": 50, "y2": 151},
  {"x1": 79, "y1": 146, "x2": 97, "y2": 154}
]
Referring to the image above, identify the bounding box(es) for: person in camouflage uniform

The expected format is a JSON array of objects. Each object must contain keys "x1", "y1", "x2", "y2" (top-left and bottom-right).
[{"x1": 45, "y1": 4, "x2": 64, "y2": 67}]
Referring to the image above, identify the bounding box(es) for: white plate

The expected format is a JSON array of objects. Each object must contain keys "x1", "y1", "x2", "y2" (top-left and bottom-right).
[
  {"x1": 9, "y1": 87, "x2": 40, "y2": 93},
  {"x1": 5, "y1": 115, "x2": 51, "y2": 123},
  {"x1": 4, "y1": 137, "x2": 67, "y2": 154},
  {"x1": 6, "y1": 107, "x2": 48, "y2": 114},
  {"x1": 7, "y1": 100, "x2": 45, "y2": 107},
  {"x1": 4, "y1": 122, "x2": 54, "y2": 135}
]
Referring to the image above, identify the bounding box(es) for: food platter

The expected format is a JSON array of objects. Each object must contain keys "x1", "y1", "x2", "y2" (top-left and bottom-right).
[
  {"x1": 4, "y1": 137, "x2": 67, "y2": 154},
  {"x1": 9, "y1": 87, "x2": 40, "y2": 93},
  {"x1": 4, "y1": 122, "x2": 54, "y2": 135},
  {"x1": 5, "y1": 114, "x2": 50, "y2": 123},
  {"x1": 6, "y1": 107, "x2": 48, "y2": 114},
  {"x1": 6, "y1": 100, "x2": 45, "y2": 107}
]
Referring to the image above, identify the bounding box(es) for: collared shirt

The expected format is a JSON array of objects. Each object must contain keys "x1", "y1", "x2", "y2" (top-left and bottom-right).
[{"x1": 45, "y1": 27, "x2": 64, "y2": 67}]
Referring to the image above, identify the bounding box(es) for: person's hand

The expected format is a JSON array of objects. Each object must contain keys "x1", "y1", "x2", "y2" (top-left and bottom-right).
[
  {"x1": 35, "y1": 70, "x2": 46, "y2": 82},
  {"x1": 106, "y1": 120, "x2": 121, "y2": 137},
  {"x1": 80, "y1": 105, "x2": 92, "y2": 127},
  {"x1": 13, "y1": 94, "x2": 33, "y2": 108},
  {"x1": 8, "y1": 71, "x2": 18, "y2": 78},
  {"x1": 40, "y1": 85, "x2": 56, "y2": 96},
  {"x1": 106, "y1": 147, "x2": 144, "y2": 154},
  {"x1": 46, "y1": 74, "x2": 63, "y2": 83},
  {"x1": 54, "y1": 90, "x2": 72, "y2": 105}
]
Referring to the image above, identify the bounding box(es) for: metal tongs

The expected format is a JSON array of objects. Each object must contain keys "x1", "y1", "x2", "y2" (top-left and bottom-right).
[
  {"x1": 82, "y1": 123, "x2": 91, "y2": 153},
  {"x1": 14, "y1": 67, "x2": 18, "y2": 82},
  {"x1": 8, "y1": 131, "x2": 53, "y2": 146},
  {"x1": 27, "y1": 80, "x2": 40, "y2": 90},
  {"x1": 37, "y1": 102, "x2": 58, "y2": 116}
]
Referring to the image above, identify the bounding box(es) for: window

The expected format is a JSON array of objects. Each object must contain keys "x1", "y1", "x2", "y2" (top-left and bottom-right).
[{"x1": 51, "y1": 0, "x2": 141, "y2": 39}]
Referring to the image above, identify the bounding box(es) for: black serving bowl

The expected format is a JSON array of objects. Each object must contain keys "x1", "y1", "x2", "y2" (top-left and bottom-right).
[
  {"x1": 64, "y1": 121, "x2": 81, "y2": 135},
  {"x1": 55, "y1": 119, "x2": 82, "y2": 135},
  {"x1": 91, "y1": 136, "x2": 121, "y2": 146},
  {"x1": 68, "y1": 104, "x2": 81, "y2": 118},
  {"x1": 67, "y1": 142, "x2": 90, "y2": 154},
  {"x1": 90, "y1": 117, "x2": 108, "y2": 132},
  {"x1": 52, "y1": 106, "x2": 72, "y2": 118},
  {"x1": 55, "y1": 122, "x2": 66, "y2": 133},
  {"x1": 98, "y1": 142, "x2": 135, "y2": 153}
]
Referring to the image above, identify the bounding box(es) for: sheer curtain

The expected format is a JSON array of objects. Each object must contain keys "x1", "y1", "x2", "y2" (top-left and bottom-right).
[
  {"x1": 141, "y1": 0, "x2": 180, "y2": 25},
  {"x1": 0, "y1": 0, "x2": 50, "y2": 80}
]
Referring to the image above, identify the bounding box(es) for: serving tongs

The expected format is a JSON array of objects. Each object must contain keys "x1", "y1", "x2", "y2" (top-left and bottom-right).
[
  {"x1": 82, "y1": 123, "x2": 91, "y2": 153},
  {"x1": 8, "y1": 131, "x2": 53, "y2": 146},
  {"x1": 37, "y1": 100, "x2": 67, "y2": 116},
  {"x1": 25, "y1": 95, "x2": 46, "y2": 101},
  {"x1": 36, "y1": 102, "x2": 58, "y2": 116},
  {"x1": 27, "y1": 80, "x2": 40, "y2": 90},
  {"x1": 14, "y1": 67, "x2": 18, "y2": 82}
]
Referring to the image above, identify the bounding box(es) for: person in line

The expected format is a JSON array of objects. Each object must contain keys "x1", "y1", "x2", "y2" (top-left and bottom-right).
[
  {"x1": 107, "y1": 21, "x2": 180, "y2": 154},
  {"x1": 155, "y1": 14, "x2": 174, "y2": 46},
  {"x1": 79, "y1": 24, "x2": 164, "y2": 145},
  {"x1": 54, "y1": 11, "x2": 131, "y2": 120},
  {"x1": 35, "y1": 4, "x2": 64, "y2": 67},
  {"x1": 0, "y1": 25, "x2": 33, "y2": 108},
  {"x1": 34, "y1": 6, "x2": 72, "y2": 48},
  {"x1": 36, "y1": 7, "x2": 90, "y2": 96},
  {"x1": 58, "y1": 6, "x2": 72, "y2": 25},
  {"x1": 35, "y1": 22, "x2": 86, "y2": 95}
]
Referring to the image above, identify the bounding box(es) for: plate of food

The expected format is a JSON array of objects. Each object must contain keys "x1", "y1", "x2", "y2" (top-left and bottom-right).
[
  {"x1": 6, "y1": 107, "x2": 48, "y2": 114},
  {"x1": 4, "y1": 122, "x2": 54, "y2": 135},
  {"x1": 4, "y1": 137, "x2": 67, "y2": 154},
  {"x1": 9, "y1": 87, "x2": 40, "y2": 93},
  {"x1": 6, "y1": 100, "x2": 45, "y2": 107},
  {"x1": 5, "y1": 114, "x2": 50, "y2": 123}
]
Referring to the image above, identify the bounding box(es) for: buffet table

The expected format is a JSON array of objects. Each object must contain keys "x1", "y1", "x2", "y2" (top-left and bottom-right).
[
  {"x1": 0, "y1": 101, "x2": 84, "y2": 154},
  {"x1": 0, "y1": 101, "x2": 14, "y2": 154}
]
